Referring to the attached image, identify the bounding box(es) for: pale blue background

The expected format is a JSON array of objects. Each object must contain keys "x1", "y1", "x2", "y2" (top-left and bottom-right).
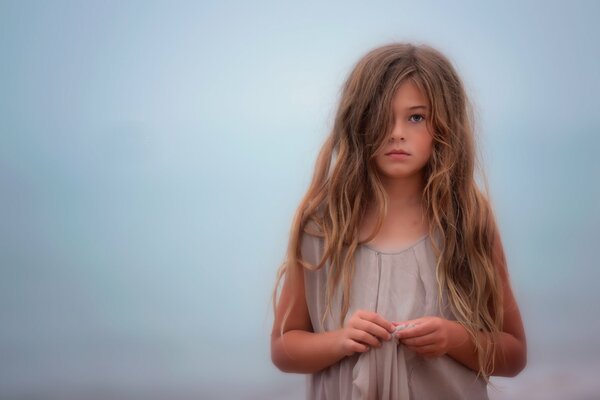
[{"x1": 1, "y1": 1, "x2": 599, "y2": 399}]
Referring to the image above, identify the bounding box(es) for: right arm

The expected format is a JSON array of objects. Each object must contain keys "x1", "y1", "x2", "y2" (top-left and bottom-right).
[{"x1": 270, "y1": 265, "x2": 394, "y2": 373}]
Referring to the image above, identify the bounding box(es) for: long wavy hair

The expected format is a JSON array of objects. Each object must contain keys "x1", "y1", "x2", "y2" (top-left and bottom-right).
[{"x1": 271, "y1": 42, "x2": 505, "y2": 384}]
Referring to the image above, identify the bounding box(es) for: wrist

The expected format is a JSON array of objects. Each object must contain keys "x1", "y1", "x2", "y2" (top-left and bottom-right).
[
  {"x1": 330, "y1": 328, "x2": 349, "y2": 358},
  {"x1": 446, "y1": 320, "x2": 469, "y2": 353}
]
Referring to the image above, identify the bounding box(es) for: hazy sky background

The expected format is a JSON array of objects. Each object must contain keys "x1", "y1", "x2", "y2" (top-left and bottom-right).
[{"x1": 1, "y1": 1, "x2": 599, "y2": 399}]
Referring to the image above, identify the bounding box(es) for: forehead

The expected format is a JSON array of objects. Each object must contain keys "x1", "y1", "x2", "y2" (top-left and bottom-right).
[{"x1": 391, "y1": 79, "x2": 429, "y2": 109}]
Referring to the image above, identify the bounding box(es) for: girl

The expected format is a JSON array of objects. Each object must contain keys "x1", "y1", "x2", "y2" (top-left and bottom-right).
[{"x1": 270, "y1": 42, "x2": 527, "y2": 399}]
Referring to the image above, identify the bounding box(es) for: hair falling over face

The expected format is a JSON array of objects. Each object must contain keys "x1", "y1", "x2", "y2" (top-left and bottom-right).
[{"x1": 271, "y1": 42, "x2": 505, "y2": 385}]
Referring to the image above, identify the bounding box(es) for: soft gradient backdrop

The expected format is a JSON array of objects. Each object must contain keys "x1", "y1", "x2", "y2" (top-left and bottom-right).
[{"x1": 1, "y1": 1, "x2": 599, "y2": 399}]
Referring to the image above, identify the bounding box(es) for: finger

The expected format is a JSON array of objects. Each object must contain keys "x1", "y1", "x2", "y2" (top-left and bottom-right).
[
  {"x1": 391, "y1": 322, "x2": 419, "y2": 336},
  {"x1": 350, "y1": 328, "x2": 381, "y2": 348},
  {"x1": 400, "y1": 331, "x2": 438, "y2": 347},
  {"x1": 348, "y1": 340, "x2": 369, "y2": 353},
  {"x1": 359, "y1": 311, "x2": 394, "y2": 333},
  {"x1": 395, "y1": 321, "x2": 435, "y2": 340},
  {"x1": 356, "y1": 319, "x2": 392, "y2": 341},
  {"x1": 393, "y1": 318, "x2": 421, "y2": 326},
  {"x1": 392, "y1": 319, "x2": 422, "y2": 336}
]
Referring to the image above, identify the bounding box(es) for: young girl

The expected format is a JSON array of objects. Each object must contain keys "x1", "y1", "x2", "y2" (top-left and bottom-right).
[{"x1": 270, "y1": 42, "x2": 527, "y2": 399}]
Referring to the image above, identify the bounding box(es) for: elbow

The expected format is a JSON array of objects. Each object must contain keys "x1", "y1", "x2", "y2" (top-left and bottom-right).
[
  {"x1": 514, "y1": 339, "x2": 528, "y2": 376},
  {"x1": 506, "y1": 344, "x2": 528, "y2": 377},
  {"x1": 513, "y1": 351, "x2": 527, "y2": 377},
  {"x1": 505, "y1": 360, "x2": 526, "y2": 378},
  {"x1": 271, "y1": 350, "x2": 291, "y2": 373},
  {"x1": 493, "y1": 337, "x2": 527, "y2": 377},
  {"x1": 271, "y1": 336, "x2": 315, "y2": 374},
  {"x1": 272, "y1": 350, "x2": 302, "y2": 373},
  {"x1": 271, "y1": 337, "x2": 294, "y2": 373}
]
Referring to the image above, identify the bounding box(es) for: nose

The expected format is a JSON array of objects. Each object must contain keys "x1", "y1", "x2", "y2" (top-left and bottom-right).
[
  {"x1": 388, "y1": 118, "x2": 408, "y2": 143},
  {"x1": 388, "y1": 121, "x2": 406, "y2": 143},
  {"x1": 389, "y1": 134, "x2": 405, "y2": 143}
]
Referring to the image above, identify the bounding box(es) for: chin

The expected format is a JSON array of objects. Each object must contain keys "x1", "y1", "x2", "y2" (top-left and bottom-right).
[{"x1": 381, "y1": 167, "x2": 425, "y2": 179}]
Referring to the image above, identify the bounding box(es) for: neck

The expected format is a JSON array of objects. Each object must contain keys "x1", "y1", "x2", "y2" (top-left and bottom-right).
[{"x1": 379, "y1": 172, "x2": 425, "y2": 211}]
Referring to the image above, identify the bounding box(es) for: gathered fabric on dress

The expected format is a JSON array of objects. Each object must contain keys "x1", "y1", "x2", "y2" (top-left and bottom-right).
[{"x1": 301, "y1": 224, "x2": 489, "y2": 400}]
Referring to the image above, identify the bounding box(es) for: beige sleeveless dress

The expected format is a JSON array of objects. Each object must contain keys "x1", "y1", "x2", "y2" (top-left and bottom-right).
[{"x1": 301, "y1": 226, "x2": 489, "y2": 400}]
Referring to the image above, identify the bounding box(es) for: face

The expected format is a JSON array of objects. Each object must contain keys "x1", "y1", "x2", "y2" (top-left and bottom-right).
[{"x1": 373, "y1": 79, "x2": 434, "y2": 182}]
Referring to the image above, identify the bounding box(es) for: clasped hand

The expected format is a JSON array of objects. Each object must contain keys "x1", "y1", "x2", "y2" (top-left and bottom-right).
[
  {"x1": 338, "y1": 311, "x2": 456, "y2": 359},
  {"x1": 393, "y1": 316, "x2": 456, "y2": 358}
]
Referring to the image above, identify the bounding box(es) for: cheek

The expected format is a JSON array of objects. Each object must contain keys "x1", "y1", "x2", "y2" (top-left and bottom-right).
[
  {"x1": 417, "y1": 137, "x2": 433, "y2": 156},
  {"x1": 374, "y1": 156, "x2": 386, "y2": 172}
]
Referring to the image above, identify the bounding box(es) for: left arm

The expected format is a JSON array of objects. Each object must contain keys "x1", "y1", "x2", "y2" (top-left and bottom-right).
[{"x1": 395, "y1": 222, "x2": 527, "y2": 377}]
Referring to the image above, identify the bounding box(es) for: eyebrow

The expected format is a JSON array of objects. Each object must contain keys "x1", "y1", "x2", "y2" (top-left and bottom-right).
[{"x1": 406, "y1": 105, "x2": 429, "y2": 110}]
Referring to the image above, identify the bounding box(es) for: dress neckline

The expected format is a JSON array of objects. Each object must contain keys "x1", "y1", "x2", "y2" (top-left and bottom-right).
[{"x1": 359, "y1": 233, "x2": 429, "y2": 255}]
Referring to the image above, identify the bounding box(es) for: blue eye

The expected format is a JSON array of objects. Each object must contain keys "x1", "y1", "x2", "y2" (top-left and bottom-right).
[{"x1": 409, "y1": 114, "x2": 426, "y2": 123}]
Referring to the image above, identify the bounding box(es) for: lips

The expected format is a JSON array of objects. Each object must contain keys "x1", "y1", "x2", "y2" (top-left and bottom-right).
[{"x1": 385, "y1": 149, "x2": 411, "y2": 156}]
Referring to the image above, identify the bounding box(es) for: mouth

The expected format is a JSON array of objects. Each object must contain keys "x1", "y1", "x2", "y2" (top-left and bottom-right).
[{"x1": 385, "y1": 150, "x2": 411, "y2": 156}]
